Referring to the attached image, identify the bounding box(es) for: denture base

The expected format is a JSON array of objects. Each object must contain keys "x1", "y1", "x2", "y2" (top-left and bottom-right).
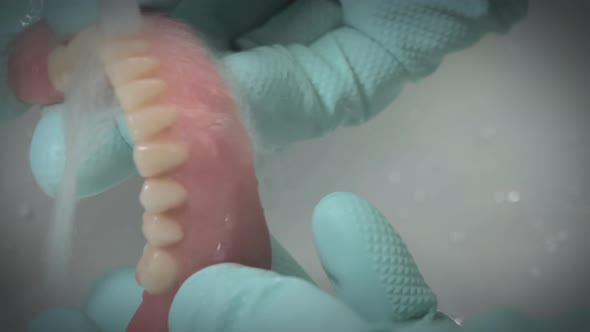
[{"x1": 101, "y1": 15, "x2": 272, "y2": 332}]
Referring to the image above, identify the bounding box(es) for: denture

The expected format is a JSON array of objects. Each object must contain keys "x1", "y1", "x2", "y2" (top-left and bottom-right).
[{"x1": 7, "y1": 14, "x2": 272, "y2": 332}]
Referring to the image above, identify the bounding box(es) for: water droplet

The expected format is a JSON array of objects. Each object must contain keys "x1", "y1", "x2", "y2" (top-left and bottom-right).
[
  {"x1": 507, "y1": 191, "x2": 521, "y2": 203},
  {"x1": 529, "y1": 267, "x2": 541, "y2": 277},
  {"x1": 387, "y1": 171, "x2": 403, "y2": 184},
  {"x1": 16, "y1": 203, "x2": 33, "y2": 221},
  {"x1": 453, "y1": 317, "x2": 464, "y2": 326}
]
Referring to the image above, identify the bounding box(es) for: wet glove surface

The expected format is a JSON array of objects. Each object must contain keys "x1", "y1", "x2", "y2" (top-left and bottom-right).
[
  {"x1": 1, "y1": 0, "x2": 527, "y2": 198},
  {"x1": 26, "y1": 192, "x2": 443, "y2": 332},
  {"x1": 26, "y1": 192, "x2": 590, "y2": 332}
]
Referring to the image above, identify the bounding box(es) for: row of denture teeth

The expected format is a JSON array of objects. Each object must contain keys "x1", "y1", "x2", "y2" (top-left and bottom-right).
[{"x1": 100, "y1": 37, "x2": 187, "y2": 295}]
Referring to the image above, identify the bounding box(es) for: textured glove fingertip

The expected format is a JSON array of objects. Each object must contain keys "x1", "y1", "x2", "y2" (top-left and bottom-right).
[{"x1": 312, "y1": 192, "x2": 437, "y2": 324}]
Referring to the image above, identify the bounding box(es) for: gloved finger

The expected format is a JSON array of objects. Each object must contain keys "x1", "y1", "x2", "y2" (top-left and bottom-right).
[
  {"x1": 222, "y1": 0, "x2": 527, "y2": 150},
  {"x1": 169, "y1": 263, "x2": 375, "y2": 332},
  {"x1": 270, "y1": 234, "x2": 315, "y2": 284},
  {"x1": 83, "y1": 267, "x2": 144, "y2": 332},
  {"x1": 27, "y1": 307, "x2": 100, "y2": 332},
  {"x1": 312, "y1": 192, "x2": 437, "y2": 324},
  {"x1": 0, "y1": 1, "x2": 44, "y2": 121},
  {"x1": 29, "y1": 104, "x2": 136, "y2": 198}
]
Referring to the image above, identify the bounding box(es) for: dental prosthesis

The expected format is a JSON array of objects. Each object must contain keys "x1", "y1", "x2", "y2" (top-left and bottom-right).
[
  {"x1": 8, "y1": 12, "x2": 272, "y2": 332},
  {"x1": 4, "y1": 1, "x2": 563, "y2": 331}
]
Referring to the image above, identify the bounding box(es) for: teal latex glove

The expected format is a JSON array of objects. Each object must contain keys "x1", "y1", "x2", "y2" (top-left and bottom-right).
[
  {"x1": 28, "y1": 192, "x2": 589, "y2": 332},
  {"x1": 27, "y1": 192, "x2": 445, "y2": 332},
  {"x1": 2, "y1": 0, "x2": 527, "y2": 198}
]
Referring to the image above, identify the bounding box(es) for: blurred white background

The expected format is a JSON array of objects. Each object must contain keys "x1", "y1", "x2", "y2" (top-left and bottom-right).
[{"x1": 1, "y1": 0, "x2": 589, "y2": 330}]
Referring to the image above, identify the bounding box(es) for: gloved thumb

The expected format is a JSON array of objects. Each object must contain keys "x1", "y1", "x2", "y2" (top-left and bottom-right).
[
  {"x1": 312, "y1": 192, "x2": 438, "y2": 324},
  {"x1": 168, "y1": 263, "x2": 375, "y2": 332}
]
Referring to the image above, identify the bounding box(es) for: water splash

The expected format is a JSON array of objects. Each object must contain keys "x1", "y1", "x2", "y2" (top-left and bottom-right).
[{"x1": 45, "y1": 0, "x2": 142, "y2": 289}]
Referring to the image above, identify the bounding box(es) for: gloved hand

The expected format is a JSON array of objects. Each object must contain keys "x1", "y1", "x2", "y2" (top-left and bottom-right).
[
  {"x1": 27, "y1": 192, "x2": 445, "y2": 332},
  {"x1": 1, "y1": 0, "x2": 527, "y2": 198},
  {"x1": 28, "y1": 192, "x2": 590, "y2": 332}
]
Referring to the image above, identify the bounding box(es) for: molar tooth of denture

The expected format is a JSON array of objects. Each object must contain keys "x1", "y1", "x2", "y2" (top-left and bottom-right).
[
  {"x1": 102, "y1": 40, "x2": 148, "y2": 63},
  {"x1": 140, "y1": 178, "x2": 187, "y2": 213},
  {"x1": 136, "y1": 245, "x2": 178, "y2": 294},
  {"x1": 117, "y1": 79, "x2": 167, "y2": 111},
  {"x1": 126, "y1": 106, "x2": 178, "y2": 141},
  {"x1": 134, "y1": 142, "x2": 188, "y2": 177},
  {"x1": 142, "y1": 213, "x2": 183, "y2": 246},
  {"x1": 106, "y1": 56, "x2": 160, "y2": 87}
]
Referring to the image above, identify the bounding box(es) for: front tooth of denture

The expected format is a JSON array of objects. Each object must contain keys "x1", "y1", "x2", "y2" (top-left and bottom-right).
[
  {"x1": 106, "y1": 56, "x2": 160, "y2": 87},
  {"x1": 142, "y1": 213, "x2": 183, "y2": 246},
  {"x1": 126, "y1": 106, "x2": 178, "y2": 141},
  {"x1": 134, "y1": 142, "x2": 188, "y2": 177},
  {"x1": 101, "y1": 40, "x2": 148, "y2": 63},
  {"x1": 117, "y1": 79, "x2": 167, "y2": 111},
  {"x1": 140, "y1": 179, "x2": 187, "y2": 213},
  {"x1": 136, "y1": 245, "x2": 178, "y2": 294}
]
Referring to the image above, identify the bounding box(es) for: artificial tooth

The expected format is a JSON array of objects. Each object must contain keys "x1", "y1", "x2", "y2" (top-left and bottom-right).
[
  {"x1": 139, "y1": 178, "x2": 187, "y2": 213},
  {"x1": 142, "y1": 213, "x2": 183, "y2": 246},
  {"x1": 126, "y1": 106, "x2": 177, "y2": 141},
  {"x1": 134, "y1": 142, "x2": 188, "y2": 177},
  {"x1": 136, "y1": 245, "x2": 177, "y2": 294},
  {"x1": 116, "y1": 79, "x2": 166, "y2": 111},
  {"x1": 101, "y1": 39, "x2": 149, "y2": 63},
  {"x1": 106, "y1": 56, "x2": 160, "y2": 87}
]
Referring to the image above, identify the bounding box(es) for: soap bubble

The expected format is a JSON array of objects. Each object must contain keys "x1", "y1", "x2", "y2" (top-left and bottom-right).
[
  {"x1": 556, "y1": 229, "x2": 569, "y2": 242},
  {"x1": 16, "y1": 203, "x2": 33, "y2": 222},
  {"x1": 507, "y1": 191, "x2": 521, "y2": 203},
  {"x1": 545, "y1": 238, "x2": 558, "y2": 253}
]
